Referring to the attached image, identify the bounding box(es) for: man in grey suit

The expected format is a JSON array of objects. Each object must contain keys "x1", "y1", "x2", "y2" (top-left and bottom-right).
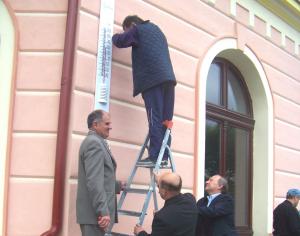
[{"x1": 76, "y1": 110, "x2": 125, "y2": 236}]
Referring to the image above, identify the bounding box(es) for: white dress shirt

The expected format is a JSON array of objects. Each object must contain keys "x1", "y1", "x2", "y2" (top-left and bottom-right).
[{"x1": 207, "y1": 193, "x2": 221, "y2": 207}]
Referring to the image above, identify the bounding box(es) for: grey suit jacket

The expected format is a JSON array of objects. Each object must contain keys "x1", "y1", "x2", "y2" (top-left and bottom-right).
[{"x1": 76, "y1": 130, "x2": 120, "y2": 225}]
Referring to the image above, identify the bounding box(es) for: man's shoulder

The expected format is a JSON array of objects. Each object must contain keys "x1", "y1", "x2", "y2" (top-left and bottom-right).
[
  {"x1": 181, "y1": 193, "x2": 196, "y2": 203},
  {"x1": 196, "y1": 196, "x2": 207, "y2": 205},
  {"x1": 218, "y1": 193, "x2": 232, "y2": 199},
  {"x1": 274, "y1": 201, "x2": 286, "y2": 213},
  {"x1": 137, "y1": 21, "x2": 160, "y2": 32},
  {"x1": 274, "y1": 200, "x2": 299, "y2": 218},
  {"x1": 275, "y1": 200, "x2": 291, "y2": 209},
  {"x1": 86, "y1": 131, "x2": 104, "y2": 141},
  {"x1": 80, "y1": 132, "x2": 103, "y2": 148},
  {"x1": 157, "y1": 196, "x2": 184, "y2": 216},
  {"x1": 214, "y1": 193, "x2": 233, "y2": 202},
  {"x1": 197, "y1": 193, "x2": 232, "y2": 205}
]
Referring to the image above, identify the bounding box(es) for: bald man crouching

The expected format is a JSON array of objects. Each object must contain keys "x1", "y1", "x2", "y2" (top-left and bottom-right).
[{"x1": 134, "y1": 173, "x2": 198, "y2": 236}]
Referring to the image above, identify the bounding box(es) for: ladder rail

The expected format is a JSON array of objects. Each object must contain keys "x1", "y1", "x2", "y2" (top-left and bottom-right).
[
  {"x1": 151, "y1": 171, "x2": 158, "y2": 211},
  {"x1": 138, "y1": 177, "x2": 155, "y2": 226},
  {"x1": 154, "y1": 128, "x2": 171, "y2": 173},
  {"x1": 117, "y1": 134, "x2": 150, "y2": 210},
  {"x1": 166, "y1": 145, "x2": 176, "y2": 172}
]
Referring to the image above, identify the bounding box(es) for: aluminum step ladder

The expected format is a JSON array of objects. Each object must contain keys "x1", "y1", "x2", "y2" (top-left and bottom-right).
[{"x1": 106, "y1": 120, "x2": 176, "y2": 236}]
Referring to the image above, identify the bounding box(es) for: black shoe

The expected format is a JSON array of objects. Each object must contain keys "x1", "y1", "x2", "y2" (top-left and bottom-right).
[
  {"x1": 160, "y1": 160, "x2": 168, "y2": 167},
  {"x1": 138, "y1": 157, "x2": 155, "y2": 166}
]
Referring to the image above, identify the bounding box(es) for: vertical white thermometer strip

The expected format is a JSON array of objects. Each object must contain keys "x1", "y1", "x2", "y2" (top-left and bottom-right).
[{"x1": 94, "y1": 0, "x2": 115, "y2": 112}]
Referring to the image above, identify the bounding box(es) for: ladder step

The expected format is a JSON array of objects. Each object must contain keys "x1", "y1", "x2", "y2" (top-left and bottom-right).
[
  {"x1": 118, "y1": 210, "x2": 143, "y2": 217},
  {"x1": 125, "y1": 188, "x2": 149, "y2": 194},
  {"x1": 136, "y1": 163, "x2": 155, "y2": 168},
  {"x1": 158, "y1": 165, "x2": 172, "y2": 169},
  {"x1": 109, "y1": 233, "x2": 132, "y2": 236},
  {"x1": 135, "y1": 163, "x2": 172, "y2": 169}
]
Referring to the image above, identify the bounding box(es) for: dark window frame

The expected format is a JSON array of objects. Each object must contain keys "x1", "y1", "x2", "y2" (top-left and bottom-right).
[{"x1": 206, "y1": 58, "x2": 254, "y2": 236}]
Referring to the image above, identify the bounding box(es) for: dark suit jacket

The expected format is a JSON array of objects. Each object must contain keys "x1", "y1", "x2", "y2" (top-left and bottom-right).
[
  {"x1": 196, "y1": 193, "x2": 238, "y2": 236},
  {"x1": 138, "y1": 193, "x2": 198, "y2": 236},
  {"x1": 76, "y1": 130, "x2": 120, "y2": 225},
  {"x1": 273, "y1": 200, "x2": 300, "y2": 236}
]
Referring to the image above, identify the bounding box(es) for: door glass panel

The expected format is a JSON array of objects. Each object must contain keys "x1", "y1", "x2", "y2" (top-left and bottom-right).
[
  {"x1": 226, "y1": 126, "x2": 249, "y2": 227},
  {"x1": 205, "y1": 119, "x2": 221, "y2": 179},
  {"x1": 227, "y1": 68, "x2": 248, "y2": 115},
  {"x1": 207, "y1": 63, "x2": 222, "y2": 106}
]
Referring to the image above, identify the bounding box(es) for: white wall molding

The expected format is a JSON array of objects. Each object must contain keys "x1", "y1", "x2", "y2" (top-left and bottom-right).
[
  {"x1": 236, "y1": 0, "x2": 300, "y2": 54},
  {"x1": 0, "y1": 2, "x2": 14, "y2": 235}
]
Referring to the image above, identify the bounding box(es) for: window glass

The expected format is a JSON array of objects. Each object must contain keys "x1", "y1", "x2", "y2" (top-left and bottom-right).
[
  {"x1": 227, "y1": 68, "x2": 249, "y2": 115},
  {"x1": 226, "y1": 126, "x2": 249, "y2": 227},
  {"x1": 205, "y1": 119, "x2": 221, "y2": 179},
  {"x1": 206, "y1": 63, "x2": 222, "y2": 105}
]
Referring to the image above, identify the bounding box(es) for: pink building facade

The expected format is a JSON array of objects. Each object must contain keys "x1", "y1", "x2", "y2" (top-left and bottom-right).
[{"x1": 0, "y1": 0, "x2": 300, "y2": 235}]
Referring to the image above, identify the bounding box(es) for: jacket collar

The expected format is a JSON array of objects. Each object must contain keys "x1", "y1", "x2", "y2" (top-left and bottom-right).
[
  {"x1": 87, "y1": 130, "x2": 117, "y2": 168},
  {"x1": 164, "y1": 193, "x2": 182, "y2": 206},
  {"x1": 88, "y1": 130, "x2": 99, "y2": 136}
]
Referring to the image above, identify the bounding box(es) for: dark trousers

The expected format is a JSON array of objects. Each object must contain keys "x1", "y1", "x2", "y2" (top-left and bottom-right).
[{"x1": 142, "y1": 82, "x2": 175, "y2": 161}]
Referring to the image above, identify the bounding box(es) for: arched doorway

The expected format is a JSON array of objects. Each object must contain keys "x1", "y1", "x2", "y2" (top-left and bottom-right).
[
  {"x1": 196, "y1": 39, "x2": 274, "y2": 235},
  {"x1": 0, "y1": 2, "x2": 15, "y2": 235}
]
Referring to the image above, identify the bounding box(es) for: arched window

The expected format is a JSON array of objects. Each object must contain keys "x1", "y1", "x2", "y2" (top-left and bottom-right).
[{"x1": 205, "y1": 58, "x2": 254, "y2": 235}]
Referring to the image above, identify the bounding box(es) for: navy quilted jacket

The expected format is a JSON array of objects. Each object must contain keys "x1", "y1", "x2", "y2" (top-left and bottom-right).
[{"x1": 131, "y1": 21, "x2": 176, "y2": 96}]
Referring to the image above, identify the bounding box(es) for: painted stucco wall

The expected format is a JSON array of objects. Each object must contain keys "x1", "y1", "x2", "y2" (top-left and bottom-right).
[
  {"x1": 2, "y1": 0, "x2": 300, "y2": 235},
  {"x1": 3, "y1": 0, "x2": 68, "y2": 235}
]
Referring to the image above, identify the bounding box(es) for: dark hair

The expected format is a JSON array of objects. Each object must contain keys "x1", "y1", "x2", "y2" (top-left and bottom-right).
[
  {"x1": 160, "y1": 177, "x2": 182, "y2": 193},
  {"x1": 218, "y1": 176, "x2": 228, "y2": 194},
  {"x1": 87, "y1": 110, "x2": 104, "y2": 129},
  {"x1": 122, "y1": 15, "x2": 145, "y2": 30}
]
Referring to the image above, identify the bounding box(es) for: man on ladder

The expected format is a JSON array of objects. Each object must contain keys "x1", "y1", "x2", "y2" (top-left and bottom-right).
[
  {"x1": 109, "y1": 15, "x2": 177, "y2": 236},
  {"x1": 112, "y1": 15, "x2": 176, "y2": 167}
]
